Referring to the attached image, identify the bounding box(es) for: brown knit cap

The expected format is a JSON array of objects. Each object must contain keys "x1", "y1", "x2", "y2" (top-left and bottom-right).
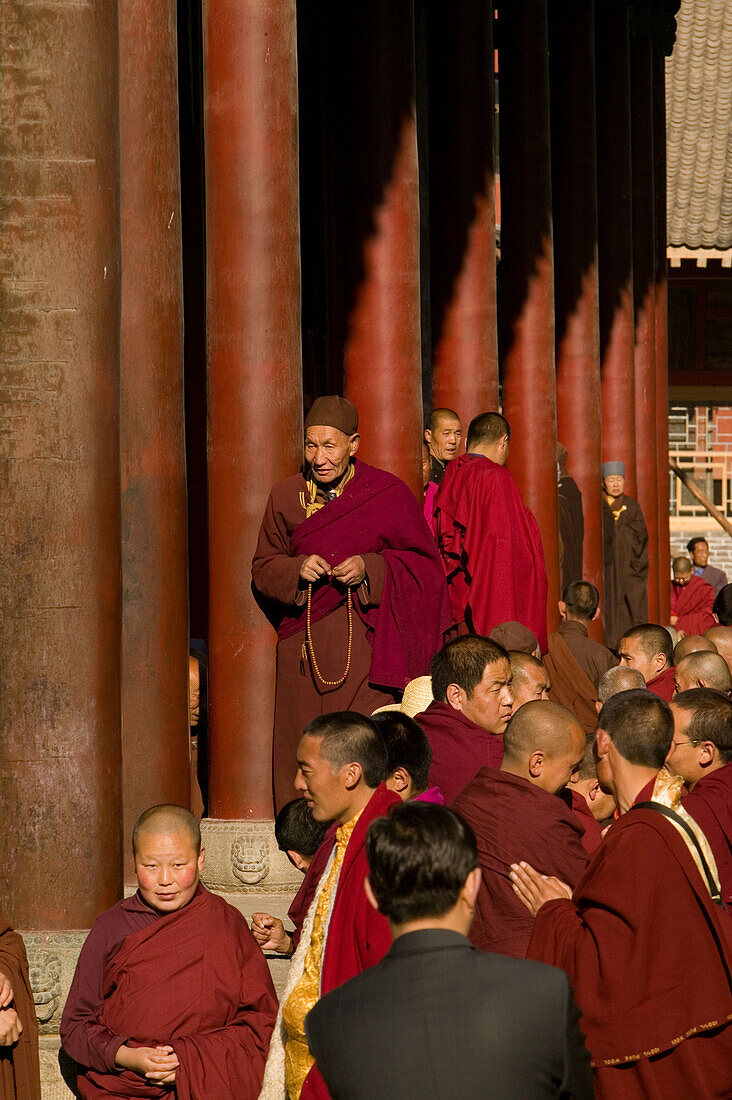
[
  {"x1": 304, "y1": 395, "x2": 358, "y2": 436},
  {"x1": 489, "y1": 621, "x2": 539, "y2": 655}
]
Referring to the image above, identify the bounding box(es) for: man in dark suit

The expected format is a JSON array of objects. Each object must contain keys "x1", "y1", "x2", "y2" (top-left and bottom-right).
[{"x1": 305, "y1": 802, "x2": 594, "y2": 1099}]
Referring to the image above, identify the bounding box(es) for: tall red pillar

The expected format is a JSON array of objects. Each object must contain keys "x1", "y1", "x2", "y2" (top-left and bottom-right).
[
  {"x1": 498, "y1": 0, "x2": 560, "y2": 631},
  {"x1": 340, "y1": 1, "x2": 423, "y2": 499},
  {"x1": 426, "y1": 1, "x2": 499, "y2": 424},
  {"x1": 205, "y1": 0, "x2": 302, "y2": 820},
  {"x1": 596, "y1": 0, "x2": 637, "y2": 495},
  {"x1": 630, "y1": 31, "x2": 660, "y2": 622},
  {"x1": 0, "y1": 0, "x2": 123, "y2": 926},
  {"x1": 119, "y1": 0, "x2": 190, "y2": 877},
  {"x1": 548, "y1": 0, "x2": 604, "y2": 633},
  {"x1": 654, "y1": 50, "x2": 671, "y2": 623}
]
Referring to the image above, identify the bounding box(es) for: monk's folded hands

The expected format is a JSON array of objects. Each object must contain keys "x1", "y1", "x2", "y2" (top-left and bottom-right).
[
  {"x1": 299, "y1": 555, "x2": 332, "y2": 584},
  {"x1": 115, "y1": 1043, "x2": 179, "y2": 1081},
  {"x1": 0, "y1": 968, "x2": 13, "y2": 1008},
  {"x1": 510, "y1": 862, "x2": 572, "y2": 918},
  {"x1": 0, "y1": 1007, "x2": 22, "y2": 1046},
  {"x1": 331, "y1": 555, "x2": 366, "y2": 586}
]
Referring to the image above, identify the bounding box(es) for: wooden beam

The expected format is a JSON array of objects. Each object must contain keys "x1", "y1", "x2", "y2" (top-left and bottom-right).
[{"x1": 669, "y1": 459, "x2": 732, "y2": 539}]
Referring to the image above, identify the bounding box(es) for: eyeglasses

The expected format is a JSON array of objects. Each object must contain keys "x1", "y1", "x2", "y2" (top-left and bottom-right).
[{"x1": 669, "y1": 738, "x2": 704, "y2": 750}]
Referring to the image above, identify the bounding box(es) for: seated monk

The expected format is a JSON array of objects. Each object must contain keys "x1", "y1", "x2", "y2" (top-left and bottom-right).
[
  {"x1": 705, "y1": 624, "x2": 732, "y2": 677},
  {"x1": 544, "y1": 582, "x2": 616, "y2": 734},
  {"x1": 61, "y1": 805, "x2": 277, "y2": 1099},
  {"x1": 434, "y1": 412, "x2": 548, "y2": 649},
  {"x1": 371, "y1": 712, "x2": 444, "y2": 804},
  {"x1": 673, "y1": 634, "x2": 716, "y2": 664},
  {"x1": 618, "y1": 623, "x2": 675, "y2": 700},
  {"x1": 415, "y1": 637, "x2": 512, "y2": 803},
  {"x1": 508, "y1": 652, "x2": 551, "y2": 710},
  {"x1": 668, "y1": 688, "x2": 732, "y2": 906},
  {"x1": 671, "y1": 556, "x2": 715, "y2": 636},
  {"x1": 451, "y1": 701, "x2": 589, "y2": 958},
  {"x1": 674, "y1": 650, "x2": 732, "y2": 695},
  {"x1": 0, "y1": 907, "x2": 41, "y2": 1100},
  {"x1": 512, "y1": 690, "x2": 732, "y2": 1100},
  {"x1": 252, "y1": 395, "x2": 452, "y2": 809},
  {"x1": 259, "y1": 712, "x2": 400, "y2": 1100}
]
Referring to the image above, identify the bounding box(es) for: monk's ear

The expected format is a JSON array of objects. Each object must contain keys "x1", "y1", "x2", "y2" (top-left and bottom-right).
[
  {"x1": 348, "y1": 433, "x2": 360, "y2": 457},
  {"x1": 445, "y1": 683, "x2": 464, "y2": 711},
  {"x1": 595, "y1": 699, "x2": 602, "y2": 715},
  {"x1": 591, "y1": 606, "x2": 601, "y2": 622},
  {"x1": 386, "y1": 767, "x2": 411, "y2": 797},
  {"x1": 364, "y1": 876, "x2": 379, "y2": 912},
  {"x1": 595, "y1": 729, "x2": 611, "y2": 760},
  {"x1": 698, "y1": 741, "x2": 717, "y2": 768},
  {"x1": 424, "y1": 428, "x2": 432, "y2": 445},
  {"x1": 287, "y1": 850, "x2": 308, "y2": 873},
  {"x1": 558, "y1": 601, "x2": 567, "y2": 620},
  {"x1": 462, "y1": 866, "x2": 482, "y2": 910},
  {"x1": 197, "y1": 846, "x2": 206, "y2": 873},
  {"x1": 528, "y1": 750, "x2": 544, "y2": 778},
  {"x1": 343, "y1": 761, "x2": 363, "y2": 791}
]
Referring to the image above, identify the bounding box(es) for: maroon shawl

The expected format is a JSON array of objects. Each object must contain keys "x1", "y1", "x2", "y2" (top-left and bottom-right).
[
  {"x1": 78, "y1": 888, "x2": 277, "y2": 1100},
  {"x1": 416, "y1": 700, "x2": 504, "y2": 804},
  {"x1": 278, "y1": 462, "x2": 452, "y2": 690},
  {"x1": 671, "y1": 575, "x2": 715, "y2": 635},
  {"x1": 684, "y1": 763, "x2": 732, "y2": 907}
]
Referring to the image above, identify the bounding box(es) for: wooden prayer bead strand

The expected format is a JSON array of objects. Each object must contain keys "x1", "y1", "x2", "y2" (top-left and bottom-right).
[{"x1": 306, "y1": 584, "x2": 353, "y2": 687}]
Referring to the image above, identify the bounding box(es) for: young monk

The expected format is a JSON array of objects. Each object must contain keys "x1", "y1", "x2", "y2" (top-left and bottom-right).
[{"x1": 61, "y1": 805, "x2": 277, "y2": 1099}]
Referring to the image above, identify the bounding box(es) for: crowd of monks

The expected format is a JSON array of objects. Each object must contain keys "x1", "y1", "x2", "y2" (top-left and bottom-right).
[{"x1": 3, "y1": 395, "x2": 732, "y2": 1099}]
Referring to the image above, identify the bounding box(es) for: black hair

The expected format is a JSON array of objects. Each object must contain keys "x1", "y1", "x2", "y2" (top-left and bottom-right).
[
  {"x1": 366, "y1": 802, "x2": 479, "y2": 924},
  {"x1": 672, "y1": 688, "x2": 732, "y2": 763},
  {"x1": 687, "y1": 537, "x2": 708, "y2": 554},
  {"x1": 430, "y1": 636, "x2": 508, "y2": 702},
  {"x1": 303, "y1": 711, "x2": 388, "y2": 788},
  {"x1": 597, "y1": 689, "x2": 673, "y2": 768},
  {"x1": 466, "y1": 411, "x2": 511, "y2": 450},
  {"x1": 562, "y1": 581, "x2": 599, "y2": 621},
  {"x1": 621, "y1": 624, "x2": 674, "y2": 667},
  {"x1": 274, "y1": 798, "x2": 330, "y2": 858},
  {"x1": 713, "y1": 585, "x2": 732, "y2": 627},
  {"x1": 372, "y1": 713, "x2": 433, "y2": 793}
]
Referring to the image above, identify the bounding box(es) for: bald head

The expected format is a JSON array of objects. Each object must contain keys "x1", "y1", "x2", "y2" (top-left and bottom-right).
[
  {"x1": 501, "y1": 701, "x2": 586, "y2": 794},
  {"x1": 705, "y1": 625, "x2": 732, "y2": 676},
  {"x1": 673, "y1": 634, "x2": 717, "y2": 664},
  {"x1": 508, "y1": 652, "x2": 550, "y2": 709},
  {"x1": 673, "y1": 556, "x2": 692, "y2": 577},
  {"x1": 674, "y1": 651, "x2": 732, "y2": 695},
  {"x1": 597, "y1": 665, "x2": 646, "y2": 704},
  {"x1": 133, "y1": 804, "x2": 201, "y2": 855}
]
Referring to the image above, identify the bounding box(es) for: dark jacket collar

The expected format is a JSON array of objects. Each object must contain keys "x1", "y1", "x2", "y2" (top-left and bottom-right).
[{"x1": 385, "y1": 928, "x2": 472, "y2": 957}]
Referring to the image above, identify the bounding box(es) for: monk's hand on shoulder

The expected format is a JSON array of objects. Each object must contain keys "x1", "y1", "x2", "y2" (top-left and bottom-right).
[
  {"x1": 331, "y1": 555, "x2": 366, "y2": 586},
  {"x1": 115, "y1": 1044, "x2": 178, "y2": 1080},
  {"x1": 251, "y1": 913, "x2": 291, "y2": 954},
  {"x1": 509, "y1": 862, "x2": 573, "y2": 918},
  {"x1": 299, "y1": 555, "x2": 332, "y2": 584},
  {"x1": 0, "y1": 969, "x2": 13, "y2": 1008},
  {"x1": 0, "y1": 1008, "x2": 21, "y2": 1046}
]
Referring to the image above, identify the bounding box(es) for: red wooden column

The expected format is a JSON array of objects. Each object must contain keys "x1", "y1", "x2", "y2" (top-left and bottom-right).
[
  {"x1": 119, "y1": 0, "x2": 190, "y2": 878},
  {"x1": 339, "y1": 1, "x2": 423, "y2": 500},
  {"x1": 548, "y1": 0, "x2": 604, "y2": 630},
  {"x1": 654, "y1": 49, "x2": 671, "y2": 623},
  {"x1": 498, "y1": 0, "x2": 560, "y2": 631},
  {"x1": 205, "y1": 0, "x2": 302, "y2": 819},
  {"x1": 426, "y1": 1, "x2": 499, "y2": 423},
  {"x1": 0, "y1": 0, "x2": 122, "y2": 926},
  {"x1": 596, "y1": 0, "x2": 637, "y2": 494},
  {"x1": 630, "y1": 30, "x2": 660, "y2": 622}
]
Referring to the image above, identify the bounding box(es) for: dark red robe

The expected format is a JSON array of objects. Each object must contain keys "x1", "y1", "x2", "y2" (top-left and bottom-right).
[
  {"x1": 646, "y1": 665, "x2": 676, "y2": 702},
  {"x1": 560, "y1": 788, "x2": 604, "y2": 855},
  {"x1": 62, "y1": 886, "x2": 277, "y2": 1099},
  {"x1": 0, "y1": 908, "x2": 41, "y2": 1100},
  {"x1": 252, "y1": 460, "x2": 453, "y2": 809},
  {"x1": 683, "y1": 762, "x2": 732, "y2": 907},
  {"x1": 434, "y1": 453, "x2": 548, "y2": 650},
  {"x1": 451, "y1": 768, "x2": 589, "y2": 957},
  {"x1": 527, "y1": 804, "x2": 732, "y2": 1099},
  {"x1": 671, "y1": 575, "x2": 716, "y2": 635},
  {"x1": 415, "y1": 700, "x2": 504, "y2": 804}
]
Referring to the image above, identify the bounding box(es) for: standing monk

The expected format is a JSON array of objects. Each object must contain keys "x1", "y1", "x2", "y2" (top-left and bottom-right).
[
  {"x1": 602, "y1": 462, "x2": 648, "y2": 648},
  {"x1": 435, "y1": 412, "x2": 548, "y2": 649},
  {"x1": 252, "y1": 397, "x2": 452, "y2": 809},
  {"x1": 557, "y1": 444, "x2": 584, "y2": 589},
  {"x1": 670, "y1": 556, "x2": 715, "y2": 636},
  {"x1": 424, "y1": 408, "x2": 462, "y2": 485},
  {"x1": 0, "y1": 909, "x2": 41, "y2": 1100}
]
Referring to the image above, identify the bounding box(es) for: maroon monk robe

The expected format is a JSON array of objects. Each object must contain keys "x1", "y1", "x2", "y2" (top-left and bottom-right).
[
  {"x1": 415, "y1": 700, "x2": 504, "y2": 804},
  {"x1": 0, "y1": 908, "x2": 41, "y2": 1100},
  {"x1": 252, "y1": 460, "x2": 453, "y2": 809},
  {"x1": 560, "y1": 788, "x2": 604, "y2": 855},
  {"x1": 435, "y1": 453, "x2": 549, "y2": 651},
  {"x1": 451, "y1": 768, "x2": 589, "y2": 958},
  {"x1": 683, "y1": 762, "x2": 732, "y2": 907},
  {"x1": 671, "y1": 574, "x2": 716, "y2": 636},
  {"x1": 62, "y1": 886, "x2": 277, "y2": 1100},
  {"x1": 646, "y1": 665, "x2": 676, "y2": 702},
  {"x1": 527, "y1": 805, "x2": 732, "y2": 1100},
  {"x1": 300, "y1": 784, "x2": 400, "y2": 1100}
]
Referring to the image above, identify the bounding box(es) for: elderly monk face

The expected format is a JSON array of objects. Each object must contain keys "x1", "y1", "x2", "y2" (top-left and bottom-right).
[
  {"x1": 304, "y1": 425, "x2": 359, "y2": 485},
  {"x1": 295, "y1": 734, "x2": 351, "y2": 822},
  {"x1": 456, "y1": 658, "x2": 513, "y2": 734},
  {"x1": 691, "y1": 541, "x2": 709, "y2": 568},
  {"x1": 425, "y1": 415, "x2": 462, "y2": 462},
  {"x1": 188, "y1": 656, "x2": 200, "y2": 728},
  {"x1": 617, "y1": 635, "x2": 663, "y2": 683},
  {"x1": 602, "y1": 474, "x2": 625, "y2": 499},
  {"x1": 673, "y1": 659, "x2": 698, "y2": 695},
  {"x1": 666, "y1": 703, "x2": 708, "y2": 785},
  {"x1": 134, "y1": 829, "x2": 204, "y2": 913},
  {"x1": 512, "y1": 664, "x2": 551, "y2": 710}
]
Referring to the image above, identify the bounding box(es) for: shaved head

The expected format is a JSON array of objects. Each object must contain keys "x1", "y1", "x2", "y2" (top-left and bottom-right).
[
  {"x1": 673, "y1": 556, "x2": 692, "y2": 576},
  {"x1": 504, "y1": 700, "x2": 582, "y2": 760},
  {"x1": 597, "y1": 665, "x2": 646, "y2": 703},
  {"x1": 673, "y1": 635, "x2": 716, "y2": 664},
  {"x1": 132, "y1": 804, "x2": 201, "y2": 855},
  {"x1": 508, "y1": 652, "x2": 550, "y2": 709},
  {"x1": 466, "y1": 411, "x2": 510, "y2": 450},
  {"x1": 429, "y1": 408, "x2": 460, "y2": 431},
  {"x1": 675, "y1": 651, "x2": 732, "y2": 695},
  {"x1": 705, "y1": 626, "x2": 732, "y2": 676}
]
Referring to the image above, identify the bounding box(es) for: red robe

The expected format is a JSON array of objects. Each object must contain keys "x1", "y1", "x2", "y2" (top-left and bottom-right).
[
  {"x1": 63, "y1": 886, "x2": 277, "y2": 1099},
  {"x1": 0, "y1": 908, "x2": 41, "y2": 1100},
  {"x1": 415, "y1": 700, "x2": 504, "y2": 804},
  {"x1": 300, "y1": 785, "x2": 400, "y2": 1099},
  {"x1": 451, "y1": 768, "x2": 589, "y2": 957},
  {"x1": 435, "y1": 453, "x2": 549, "y2": 650},
  {"x1": 683, "y1": 762, "x2": 732, "y2": 907},
  {"x1": 560, "y1": 788, "x2": 604, "y2": 855},
  {"x1": 671, "y1": 575, "x2": 715, "y2": 635},
  {"x1": 527, "y1": 804, "x2": 732, "y2": 1099},
  {"x1": 287, "y1": 824, "x2": 338, "y2": 951},
  {"x1": 646, "y1": 665, "x2": 676, "y2": 702}
]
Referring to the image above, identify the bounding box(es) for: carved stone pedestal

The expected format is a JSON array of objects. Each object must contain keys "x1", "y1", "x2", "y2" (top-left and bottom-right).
[{"x1": 22, "y1": 930, "x2": 86, "y2": 1099}]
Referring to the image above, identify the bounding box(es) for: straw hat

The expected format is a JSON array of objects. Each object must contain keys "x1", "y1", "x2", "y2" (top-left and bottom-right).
[{"x1": 372, "y1": 675, "x2": 434, "y2": 719}]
